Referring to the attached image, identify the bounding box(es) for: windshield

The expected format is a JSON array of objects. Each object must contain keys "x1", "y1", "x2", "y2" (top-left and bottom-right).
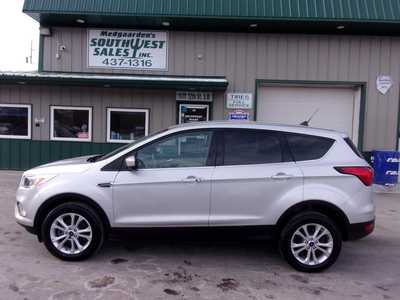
[{"x1": 92, "y1": 129, "x2": 168, "y2": 162}]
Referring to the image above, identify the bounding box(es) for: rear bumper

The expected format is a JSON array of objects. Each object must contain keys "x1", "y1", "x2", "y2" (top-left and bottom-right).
[{"x1": 347, "y1": 219, "x2": 375, "y2": 240}]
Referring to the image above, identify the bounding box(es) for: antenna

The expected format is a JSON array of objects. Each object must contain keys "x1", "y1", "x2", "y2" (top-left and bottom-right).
[{"x1": 300, "y1": 108, "x2": 319, "y2": 126}]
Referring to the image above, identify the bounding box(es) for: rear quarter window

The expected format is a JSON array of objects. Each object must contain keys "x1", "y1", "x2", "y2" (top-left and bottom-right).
[{"x1": 286, "y1": 133, "x2": 335, "y2": 162}]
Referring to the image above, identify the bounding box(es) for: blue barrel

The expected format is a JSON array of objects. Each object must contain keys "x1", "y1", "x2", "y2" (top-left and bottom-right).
[{"x1": 372, "y1": 151, "x2": 400, "y2": 186}]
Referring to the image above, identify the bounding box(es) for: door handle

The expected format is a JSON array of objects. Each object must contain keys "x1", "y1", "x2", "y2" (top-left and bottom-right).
[
  {"x1": 97, "y1": 182, "x2": 112, "y2": 188},
  {"x1": 271, "y1": 173, "x2": 294, "y2": 180},
  {"x1": 182, "y1": 176, "x2": 202, "y2": 183}
]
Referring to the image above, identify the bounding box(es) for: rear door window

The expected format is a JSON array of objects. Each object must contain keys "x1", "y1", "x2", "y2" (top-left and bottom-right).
[
  {"x1": 222, "y1": 129, "x2": 287, "y2": 166},
  {"x1": 286, "y1": 133, "x2": 334, "y2": 162}
]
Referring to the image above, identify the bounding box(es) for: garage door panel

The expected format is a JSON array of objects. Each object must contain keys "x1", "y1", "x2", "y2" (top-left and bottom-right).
[{"x1": 257, "y1": 86, "x2": 360, "y2": 141}]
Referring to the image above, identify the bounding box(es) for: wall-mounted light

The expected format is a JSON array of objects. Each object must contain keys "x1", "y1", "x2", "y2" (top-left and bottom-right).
[
  {"x1": 39, "y1": 27, "x2": 51, "y2": 36},
  {"x1": 56, "y1": 43, "x2": 66, "y2": 59},
  {"x1": 162, "y1": 21, "x2": 171, "y2": 27},
  {"x1": 34, "y1": 118, "x2": 45, "y2": 127},
  {"x1": 337, "y1": 25, "x2": 345, "y2": 30},
  {"x1": 249, "y1": 24, "x2": 258, "y2": 28},
  {"x1": 76, "y1": 18, "x2": 86, "y2": 24}
]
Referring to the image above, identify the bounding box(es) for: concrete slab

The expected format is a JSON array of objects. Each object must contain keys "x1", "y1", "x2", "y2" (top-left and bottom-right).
[{"x1": 1, "y1": 171, "x2": 399, "y2": 299}]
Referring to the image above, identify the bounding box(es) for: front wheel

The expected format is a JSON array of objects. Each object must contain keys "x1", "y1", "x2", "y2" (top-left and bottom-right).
[
  {"x1": 41, "y1": 202, "x2": 105, "y2": 261},
  {"x1": 279, "y1": 212, "x2": 342, "y2": 272}
]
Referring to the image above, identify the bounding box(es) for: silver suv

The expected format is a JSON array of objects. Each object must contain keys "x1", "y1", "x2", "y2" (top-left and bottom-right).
[{"x1": 15, "y1": 122, "x2": 375, "y2": 272}]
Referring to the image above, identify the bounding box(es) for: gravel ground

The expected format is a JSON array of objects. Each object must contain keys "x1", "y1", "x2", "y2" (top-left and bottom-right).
[{"x1": 0, "y1": 171, "x2": 399, "y2": 300}]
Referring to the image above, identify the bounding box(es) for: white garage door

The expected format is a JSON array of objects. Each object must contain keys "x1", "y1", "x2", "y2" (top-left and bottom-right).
[{"x1": 257, "y1": 85, "x2": 361, "y2": 142}]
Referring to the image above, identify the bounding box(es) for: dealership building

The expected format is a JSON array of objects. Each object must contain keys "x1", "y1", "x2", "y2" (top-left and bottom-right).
[{"x1": 1, "y1": 0, "x2": 400, "y2": 170}]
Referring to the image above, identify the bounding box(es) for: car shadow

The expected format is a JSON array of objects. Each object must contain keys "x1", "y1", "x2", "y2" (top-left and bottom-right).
[{"x1": 98, "y1": 231, "x2": 286, "y2": 270}]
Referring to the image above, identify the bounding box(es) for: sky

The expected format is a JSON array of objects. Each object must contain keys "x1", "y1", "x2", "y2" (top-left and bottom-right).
[{"x1": 0, "y1": 0, "x2": 39, "y2": 71}]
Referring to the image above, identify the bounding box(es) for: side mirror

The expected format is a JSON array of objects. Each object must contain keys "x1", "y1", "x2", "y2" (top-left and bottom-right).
[{"x1": 125, "y1": 155, "x2": 137, "y2": 170}]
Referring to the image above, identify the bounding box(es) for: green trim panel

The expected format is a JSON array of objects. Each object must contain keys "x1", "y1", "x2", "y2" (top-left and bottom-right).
[
  {"x1": 38, "y1": 35, "x2": 44, "y2": 72},
  {"x1": 0, "y1": 72, "x2": 228, "y2": 91},
  {"x1": 0, "y1": 139, "x2": 121, "y2": 171},
  {"x1": 23, "y1": 0, "x2": 400, "y2": 22}
]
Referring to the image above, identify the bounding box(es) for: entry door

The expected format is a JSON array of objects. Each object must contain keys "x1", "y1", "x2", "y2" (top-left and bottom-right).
[
  {"x1": 257, "y1": 85, "x2": 361, "y2": 142},
  {"x1": 210, "y1": 129, "x2": 303, "y2": 226},
  {"x1": 112, "y1": 130, "x2": 215, "y2": 227},
  {"x1": 179, "y1": 104, "x2": 210, "y2": 124}
]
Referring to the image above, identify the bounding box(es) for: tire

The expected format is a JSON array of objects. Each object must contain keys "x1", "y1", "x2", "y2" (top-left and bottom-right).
[
  {"x1": 279, "y1": 211, "x2": 342, "y2": 272},
  {"x1": 41, "y1": 202, "x2": 105, "y2": 261}
]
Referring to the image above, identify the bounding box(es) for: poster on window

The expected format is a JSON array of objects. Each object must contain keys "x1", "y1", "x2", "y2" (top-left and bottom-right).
[
  {"x1": 88, "y1": 29, "x2": 168, "y2": 70},
  {"x1": 179, "y1": 104, "x2": 209, "y2": 124}
]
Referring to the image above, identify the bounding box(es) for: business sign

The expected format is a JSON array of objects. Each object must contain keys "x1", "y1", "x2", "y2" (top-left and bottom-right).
[
  {"x1": 179, "y1": 104, "x2": 210, "y2": 124},
  {"x1": 227, "y1": 93, "x2": 253, "y2": 109},
  {"x1": 376, "y1": 75, "x2": 393, "y2": 95},
  {"x1": 176, "y1": 92, "x2": 213, "y2": 102},
  {"x1": 88, "y1": 29, "x2": 168, "y2": 70},
  {"x1": 373, "y1": 150, "x2": 399, "y2": 186},
  {"x1": 228, "y1": 110, "x2": 250, "y2": 121}
]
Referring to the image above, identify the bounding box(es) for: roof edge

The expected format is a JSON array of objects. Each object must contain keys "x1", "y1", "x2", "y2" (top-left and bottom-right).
[{"x1": 0, "y1": 71, "x2": 229, "y2": 91}]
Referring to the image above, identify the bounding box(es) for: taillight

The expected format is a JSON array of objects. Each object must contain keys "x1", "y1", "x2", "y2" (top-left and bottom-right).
[{"x1": 334, "y1": 166, "x2": 374, "y2": 186}]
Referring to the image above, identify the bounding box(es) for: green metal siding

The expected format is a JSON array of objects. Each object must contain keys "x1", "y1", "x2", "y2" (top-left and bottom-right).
[
  {"x1": 0, "y1": 139, "x2": 121, "y2": 171},
  {"x1": 23, "y1": 0, "x2": 400, "y2": 22}
]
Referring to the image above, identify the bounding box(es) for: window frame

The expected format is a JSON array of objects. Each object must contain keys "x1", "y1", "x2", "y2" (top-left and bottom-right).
[
  {"x1": 50, "y1": 105, "x2": 92, "y2": 142},
  {"x1": 218, "y1": 128, "x2": 291, "y2": 166},
  {"x1": 106, "y1": 108, "x2": 150, "y2": 143},
  {"x1": 0, "y1": 104, "x2": 32, "y2": 140}
]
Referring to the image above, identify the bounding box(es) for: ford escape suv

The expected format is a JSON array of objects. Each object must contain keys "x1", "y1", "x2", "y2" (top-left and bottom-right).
[{"x1": 15, "y1": 122, "x2": 375, "y2": 272}]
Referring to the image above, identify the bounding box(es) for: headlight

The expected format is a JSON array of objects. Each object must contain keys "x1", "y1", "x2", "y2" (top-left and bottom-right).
[{"x1": 20, "y1": 174, "x2": 57, "y2": 188}]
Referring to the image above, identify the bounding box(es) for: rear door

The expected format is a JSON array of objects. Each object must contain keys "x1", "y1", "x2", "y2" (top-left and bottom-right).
[{"x1": 210, "y1": 129, "x2": 303, "y2": 226}]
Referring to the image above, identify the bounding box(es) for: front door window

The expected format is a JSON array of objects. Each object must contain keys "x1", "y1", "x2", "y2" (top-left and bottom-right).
[
  {"x1": 136, "y1": 130, "x2": 214, "y2": 169},
  {"x1": 179, "y1": 104, "x2": 209, "y2": 124}
]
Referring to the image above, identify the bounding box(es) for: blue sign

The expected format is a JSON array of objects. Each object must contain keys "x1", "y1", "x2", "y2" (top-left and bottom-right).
[
  {"x1": 373, "y1": 151, "x2": 400, "y2": 186},
  {"x1": 228, "y1": 110, "x2": 250, "y2": 121}
]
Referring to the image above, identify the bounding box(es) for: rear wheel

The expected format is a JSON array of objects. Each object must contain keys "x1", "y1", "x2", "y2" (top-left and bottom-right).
[
  {"x1": 279, "y1": 212, "x2": 342, "y2": 272},
  {"x1": 41, "y1": 202, "x2": 105, "y2": 261}
]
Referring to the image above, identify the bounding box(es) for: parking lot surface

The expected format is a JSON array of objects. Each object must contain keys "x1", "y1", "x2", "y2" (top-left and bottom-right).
[{"x1": 1, "y1": 171, "x2": 400, "y2": 300}]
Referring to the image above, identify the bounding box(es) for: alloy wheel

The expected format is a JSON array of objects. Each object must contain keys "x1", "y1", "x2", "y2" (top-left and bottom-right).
[
  {"x1": 290, "y1": 223, "x2": 334, "y2": 266},
  {"x1": 50, "y1": 213, "x2": 93, "y2": 255}
]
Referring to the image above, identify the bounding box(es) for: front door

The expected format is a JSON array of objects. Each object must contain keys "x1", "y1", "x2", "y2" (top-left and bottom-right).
[
  {"x1": 112, "y1": 129, "x2": 216, "y2": 227},
  {"x1": 179, "y1": 104, "x2": 210, "y2": 124},
  {"x1": 210, "y1": 129, "x2": 303, "y2": 226}
]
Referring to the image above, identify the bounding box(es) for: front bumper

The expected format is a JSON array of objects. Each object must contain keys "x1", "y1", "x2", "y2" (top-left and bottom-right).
[
  {"x1": 15, "y1": 202, "x2": 34, "y2": 226},
  {"x1": 16, "y1": 221, "x2": 37, "y2": 235},
  {"x1": 347, "y1": 219, "x2": 375, "y2": 240}
]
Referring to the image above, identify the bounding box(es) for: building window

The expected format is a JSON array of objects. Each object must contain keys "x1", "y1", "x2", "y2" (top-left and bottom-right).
[
  {"x1": 50, "y1": 106, "x2": 92, "y2": 142},
  {"x1": 107, "y1": 108, "x2": 149, "y2": 143},
  {"x1": 0, "y1": 104, "x2": 31, "y2": 139}
]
